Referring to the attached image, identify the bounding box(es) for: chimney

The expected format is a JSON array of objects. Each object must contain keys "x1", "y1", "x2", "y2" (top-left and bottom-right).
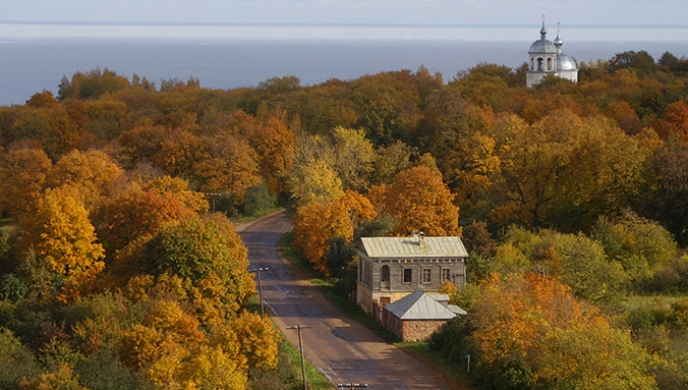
[{"x1": 419, "y1": 231, "x2": 425, "y2": 246}]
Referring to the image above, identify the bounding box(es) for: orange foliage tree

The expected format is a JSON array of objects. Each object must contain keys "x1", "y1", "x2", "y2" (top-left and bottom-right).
[
  {"x1": 471, "y1": 273, "x2": 656, "y2": 389},
  {"x1": 292, "y1": 191, "x2": 376, "y2": 273},
  {"x1": 382, "y1": 165, "x2": 460, "y2": 236},
  {"x1": 0, "y1": 148, "x2": 52, "y2": 217}
]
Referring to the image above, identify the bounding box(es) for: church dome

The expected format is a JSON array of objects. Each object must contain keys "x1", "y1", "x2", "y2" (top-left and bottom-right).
[
  {"x1": 528, "y1": 21, "x2": 556, "y2": 54},
  {"x1": 529, "y1": 39, "x2": 557, "y2": 54},
  {"x1": 554, "y1": 29, "x2": 577, "y2": 70},
  {"x1": 557, "y1": 54, "x2": 577, "y2": 70}
]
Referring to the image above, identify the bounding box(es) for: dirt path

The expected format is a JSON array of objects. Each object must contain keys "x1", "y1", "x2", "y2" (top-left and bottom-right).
[{"x1": 237, "y1": 211, "x2": 456, "y2": 390}]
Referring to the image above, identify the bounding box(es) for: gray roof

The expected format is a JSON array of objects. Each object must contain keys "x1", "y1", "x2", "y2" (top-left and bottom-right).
[
  {"x1": 360, "y1": 236, "x2": 468, "y2": 259},
  {"x1": 385, "y1": 290, "x2": 459, "y2": 320},
  {"x1": 529, "y1": 38, "x2": 556, "y2": 54},
  {"x1": 557, "y1": 53, "x2": 577, "y2": 70}
]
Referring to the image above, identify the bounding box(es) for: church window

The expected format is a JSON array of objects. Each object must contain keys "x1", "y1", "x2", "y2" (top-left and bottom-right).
[
  {"x1": 547, "y1": 57, "x2": 552, "y2": 70},
  {"x1": 537, "y1": 58, "x2": 544, "y2": 71}
]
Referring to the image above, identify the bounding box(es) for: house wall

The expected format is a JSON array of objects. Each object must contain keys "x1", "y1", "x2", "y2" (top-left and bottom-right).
[
  {"x1": 357, "y1": 251, "x2": 466, "y2": 317},
  {"x1": 401, "y1": 319, "x2": 450, "y2": 342}
]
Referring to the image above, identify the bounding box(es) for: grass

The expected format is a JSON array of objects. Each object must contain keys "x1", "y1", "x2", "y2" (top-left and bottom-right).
[
  {"x1": 231, "y1": 207, "x2": 284, "y2": 224},
  {"x1": 244, "y1": 294, "x2": 334, "y2": 389},
  {"x1": 620, "y1": 294, "x2": 688, "y2": 311},
  {"x1": 280, "y1": 340, "x2": 335, "y2": 390},
  {"x1": 394, "y1": 342, "x2": 472, "y2": 390}
]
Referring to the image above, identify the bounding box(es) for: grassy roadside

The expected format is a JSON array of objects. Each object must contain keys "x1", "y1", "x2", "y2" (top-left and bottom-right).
[
  {"x1": 245, "y1": 295, "x2": 334, "y2": 389},
  {"x1": 394, "y1": 342, "x2": 472, "y2": 390},
  {"x1": 279, "y1": 232, "x2": 391, "y2": 338},
  {"x1": 280, "y1": 341, "x2": 334, "y2": 390},
  {"x1": 232, "y1": 207, "x2": 284, "y2": 224}
]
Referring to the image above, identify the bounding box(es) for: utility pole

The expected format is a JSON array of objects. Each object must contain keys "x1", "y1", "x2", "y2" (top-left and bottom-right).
[
  {"x1": 248, "y1": 267, "x2": 269, "y2": 316},
  {"x1": 337, "y1": 383, "x2": 368, "y2": 389},
  {"x1": 204, "y1": 192, "x2": 222, "y2": 213},
  {"x1": 286, "y1": 324, "x2": 311, "y2": 390}
]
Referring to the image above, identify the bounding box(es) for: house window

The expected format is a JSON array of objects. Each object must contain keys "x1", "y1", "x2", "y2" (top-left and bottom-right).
[
  {"x1": 442, "y1": 269, "x2": 451, "y2": 282},
  {"x1": 403, "y1": 268, "x2": 412, "y2": 283},
  {"x1": 422, "y1": 268, "x2": 431, "y2": 284}
]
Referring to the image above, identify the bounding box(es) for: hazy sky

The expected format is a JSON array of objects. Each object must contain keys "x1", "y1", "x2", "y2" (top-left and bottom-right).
[{"x1": 1, "y1": 0, "x2": 685, "y2": 27}]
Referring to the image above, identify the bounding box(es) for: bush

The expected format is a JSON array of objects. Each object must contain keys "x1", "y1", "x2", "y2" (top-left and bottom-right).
[{"x1": 242, "y1": 183, "x2": 277, "y2": 217}]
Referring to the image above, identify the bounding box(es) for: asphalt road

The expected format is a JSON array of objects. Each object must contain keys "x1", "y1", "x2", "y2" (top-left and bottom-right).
[{"x1": 238, "y1": 211, "x2": 454, "y2": 390}]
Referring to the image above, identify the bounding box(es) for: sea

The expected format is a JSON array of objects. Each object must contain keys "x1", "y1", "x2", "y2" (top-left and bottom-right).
[{"x1": 2, "y1": 23, "x2": 688, "y2": 106}]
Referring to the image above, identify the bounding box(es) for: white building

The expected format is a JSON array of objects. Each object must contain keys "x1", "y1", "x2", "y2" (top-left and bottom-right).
[{"x1": 526, "y1": 20, "x2": 578, "y2": 88}]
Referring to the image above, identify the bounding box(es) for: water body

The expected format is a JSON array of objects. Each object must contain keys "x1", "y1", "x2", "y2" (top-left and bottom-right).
[{"x1": 1, "y1": 23, "x2": 687, "y2": 106}]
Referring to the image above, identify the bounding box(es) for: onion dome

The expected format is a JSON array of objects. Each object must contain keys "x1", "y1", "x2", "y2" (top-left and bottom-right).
[
  {"x1": 529, "y1": 20, "x2": 556, "y2": 54},
  {"x1": 554, "y1": 28, "x2": 577, "y2": 71}
]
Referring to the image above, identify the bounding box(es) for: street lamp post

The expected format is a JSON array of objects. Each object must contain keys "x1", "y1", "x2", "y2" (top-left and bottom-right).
[
  {"x1": 248, "y1": 267, "x2": 269, "y2": 316},
  {"x1": 286, "y1": 324, "x2": 311, "y2": 390}
]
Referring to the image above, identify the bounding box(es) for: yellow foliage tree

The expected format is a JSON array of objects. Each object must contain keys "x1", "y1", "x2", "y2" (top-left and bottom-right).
[
  {"x1": 21, "y1": 186, "x2": 105, "y2": 302},
  {"x1": 231, "y1": 311, "x2": 281, "y2": 370},
  {"x1": 47, "y1": 149, "x2": 124, "y2": 209},
  {"x1": 120, "y1": 300, "x2": 249, "y2": 389}
]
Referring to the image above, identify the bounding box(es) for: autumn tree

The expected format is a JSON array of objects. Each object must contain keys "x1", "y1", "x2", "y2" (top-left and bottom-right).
[
  {"x1": 292, "y1": 191, "x2": 375, "y2": 273},
  {"x1": 591, "y1": 213, "x2": 678, "y2": 290},
  {"x1": 47, "y1": 149, "x2": 124, "y2": 208},
  {"x1": 469, "y1": 273, "x2": 657, "y2": 389},
  {"x1": 0, "y1": 148, "x2": 52, "y2": 217},
  {"x1": 654, "y1": 100, "x2": 688, "y2": 139},
  {"x1": 328, "y1": 127, "x2": 375, "y2": 192},
  {"x1": 382, "y1": 166, "x2": 460, "y2": 236},
  {"x1": 119, "y1": 299, "x2": 248, "y2": 389},
  {"x1": 643, "y1": 136, "x2": 688, "y2": 245},
  {"x1": 92, "y1": 179, "x2": 203, "y2": 257},
  {"x1": 195, "y1": 133, "x2": 261, "y2": 196},
  {"x1": 20, "y1": 186, "x2": 105, "y2": 302},
  {"x1": 288, "y1": 159, "x2": 344, "y2": 206},
  {"x1": 348, "y1": 70, "x2": 423, "y2": 146},
  {"x1": 140, "y1": 215, "x2": 254, "y2": 314},
  {"x1": 117, "y1": 124, "x2": 170, "y2": 169},
  {"x1": 370, "y1": 140, "x2": 416, "y2": 186}
]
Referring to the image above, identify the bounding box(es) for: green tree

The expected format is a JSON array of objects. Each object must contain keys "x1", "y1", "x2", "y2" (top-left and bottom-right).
[{"x1": 141, "y1": 216, "x2": 254, "y2": 314}]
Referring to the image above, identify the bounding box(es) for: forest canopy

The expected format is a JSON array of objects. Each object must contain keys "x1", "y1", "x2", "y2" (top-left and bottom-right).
[{"x1": 1, "y1": 49, "x2": 688, "y2": 388}]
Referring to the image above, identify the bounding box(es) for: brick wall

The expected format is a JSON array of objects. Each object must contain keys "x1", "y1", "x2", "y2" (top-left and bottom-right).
[{"x1": 401, "y1": 319, "x2": 449, "y2": 342}]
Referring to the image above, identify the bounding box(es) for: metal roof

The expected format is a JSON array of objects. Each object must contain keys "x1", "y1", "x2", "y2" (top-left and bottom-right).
[
  {"x1": 360, "y1": 236, "x2": 468, "y2": 259},
  {"x1": 385, "y1": 290, "x2": 458, "y2": 320}
]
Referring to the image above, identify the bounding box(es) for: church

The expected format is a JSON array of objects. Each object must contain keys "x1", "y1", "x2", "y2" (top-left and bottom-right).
[{"x1": 526, "y1": 19, "x2": 578, "y2": 87}]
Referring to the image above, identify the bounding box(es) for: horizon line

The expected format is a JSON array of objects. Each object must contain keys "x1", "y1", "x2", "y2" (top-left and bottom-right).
[{"x1": 1, "y1": 21, "x2": 688, "y2": 30}]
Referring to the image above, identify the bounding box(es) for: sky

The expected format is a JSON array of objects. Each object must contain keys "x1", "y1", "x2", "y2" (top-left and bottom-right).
[{"x1": 1, "y1": 0, "x2": 686, "y2": 29}]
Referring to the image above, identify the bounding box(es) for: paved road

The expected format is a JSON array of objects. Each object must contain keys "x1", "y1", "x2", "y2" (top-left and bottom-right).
[{"x1": 238, "y1": 211, "x2": 454, "y2": 390}]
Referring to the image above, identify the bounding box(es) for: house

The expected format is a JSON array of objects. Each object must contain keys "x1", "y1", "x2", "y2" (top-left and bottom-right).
[
  {"x1": 356, "y1": 233, "x2": 468, "y2": 320},
  {"x1": 383, "y1": 290, "x2": 466, "y2": 342}
]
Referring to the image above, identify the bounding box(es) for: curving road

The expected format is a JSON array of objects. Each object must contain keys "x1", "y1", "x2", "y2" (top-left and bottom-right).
[{"x1": 238, "y1": 211, "x2": 454, "y2": 390}]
